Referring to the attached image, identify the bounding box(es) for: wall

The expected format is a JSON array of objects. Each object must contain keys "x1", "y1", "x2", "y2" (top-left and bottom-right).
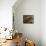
[
  {"x1": 41, "y1": 0, "x2": 46, "y2": 46},
  {"x1": 13, "y1": 0, "x2": 41, "y2": 46},
  {"x1": 0, "y1": 0, "x2": 16, "y2": 30}
]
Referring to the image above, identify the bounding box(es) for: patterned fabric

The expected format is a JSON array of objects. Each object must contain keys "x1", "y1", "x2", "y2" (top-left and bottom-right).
[{"x1": 25, "y1": 40, "x2": 35, "y2": 46}]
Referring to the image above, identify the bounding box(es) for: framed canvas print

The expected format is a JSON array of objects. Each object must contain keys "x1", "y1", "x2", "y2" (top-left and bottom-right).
[{"x1": 23, "y1": 15, "x2": 34, "y2": 24}]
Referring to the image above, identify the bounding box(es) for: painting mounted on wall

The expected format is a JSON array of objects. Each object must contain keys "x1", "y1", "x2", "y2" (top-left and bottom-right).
[{"x1": 23, "y1": 15, "x2": 34, "y2": 24}]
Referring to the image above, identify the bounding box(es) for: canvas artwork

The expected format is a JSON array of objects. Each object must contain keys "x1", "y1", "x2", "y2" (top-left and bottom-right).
[{"x1": 23, "y1": 15, "x2": 34, "y2": 24}]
